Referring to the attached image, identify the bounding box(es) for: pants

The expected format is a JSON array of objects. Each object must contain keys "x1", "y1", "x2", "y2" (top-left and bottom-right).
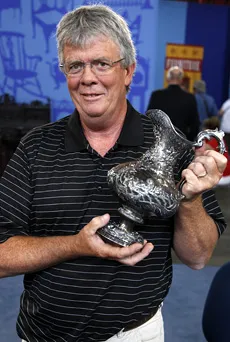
[
  {"x1": 22, "y1": 307, "x2": 164, "y2": 342},
  {"x1": 106, "y1": 307, "x2": 164, "y2": 342}
]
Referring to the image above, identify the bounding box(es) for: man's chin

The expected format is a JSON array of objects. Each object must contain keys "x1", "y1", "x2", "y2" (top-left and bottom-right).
[{"x1": 87, "y1": 112, "x2": 104, "y2": 118}]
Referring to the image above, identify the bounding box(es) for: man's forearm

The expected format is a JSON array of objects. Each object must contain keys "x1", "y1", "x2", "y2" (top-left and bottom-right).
[
  {"x1": 0, "y1": 235, "x2": 77, "y2": 278},
  {"x1": 173, "y1": 196, "x2": 218, "y2": 269}
]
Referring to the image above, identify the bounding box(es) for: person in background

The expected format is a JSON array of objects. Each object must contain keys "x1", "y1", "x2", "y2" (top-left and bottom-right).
[
  {"x1": 201, "y1": 116, "x2": 230, "y2": 186},
  {"x1": 193, "y1": 79, "x2": 218, "y2": 128},
  {"x1": 202, "y1": 261, "x2": 230, "y2": 342},
  {"x1": 0, "y1": 5, "x2": 227, "y2": 342},
  {"x1": 147, "y1": 66, "x2": 200, "y2": 141},
  {"x1": 218, "y1": 97, "x2": 230, "y2": 153}
]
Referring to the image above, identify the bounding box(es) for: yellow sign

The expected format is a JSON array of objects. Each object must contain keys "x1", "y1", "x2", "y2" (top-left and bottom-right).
[{"x1": 164, "y1": 43, "x2": 204, "y2": 93}]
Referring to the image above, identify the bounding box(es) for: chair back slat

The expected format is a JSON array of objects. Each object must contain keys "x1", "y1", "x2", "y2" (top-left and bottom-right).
[{"x1": 0, "y1": 32, "x2": 26, "y2": 71}]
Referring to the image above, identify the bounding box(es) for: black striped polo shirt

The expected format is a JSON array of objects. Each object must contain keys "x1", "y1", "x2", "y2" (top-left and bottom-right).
[{"x1": 0, "y1": 101, "x2": 226, "y2": 342}]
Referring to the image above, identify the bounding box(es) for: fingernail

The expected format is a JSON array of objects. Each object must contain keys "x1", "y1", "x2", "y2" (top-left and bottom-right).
[
  {"x1": 149, "y1": 245, "x2": 154, "y2": 252},
  {"x1": 102, "y1": 213, "x2": 110, "y2": 220}
]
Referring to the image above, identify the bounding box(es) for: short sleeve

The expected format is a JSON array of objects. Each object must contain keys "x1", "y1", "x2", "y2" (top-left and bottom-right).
[{"x1": 0, "y1": 141, "x2": 32, "y2": 243}]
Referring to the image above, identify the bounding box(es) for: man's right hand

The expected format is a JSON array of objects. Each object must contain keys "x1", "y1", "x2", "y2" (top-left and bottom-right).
[{"x1": 74, "y1": 214, "x2": 154, "y2": 266}]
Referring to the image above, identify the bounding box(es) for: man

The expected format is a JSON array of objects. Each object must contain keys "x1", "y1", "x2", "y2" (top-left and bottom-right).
[
  {"x1": 147, "y1": 66, "x2": 200, "y2": 141},
  {"x1": 193, "y1": 79, "x2": 218, "y2": 129},
  {"x1": 202, "y1": 262, "x2": 230, "y2": 342},
  {"x1": 0, "y1": 5, "x2": 227, "y2": 342}
]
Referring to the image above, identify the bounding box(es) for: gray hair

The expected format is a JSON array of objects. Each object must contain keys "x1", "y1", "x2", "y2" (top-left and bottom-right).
[
  {"x1": 166, "y1": 66, "x2": 184, "y2": 81},
  {"x1": 193, "y1": 80, "x2": 206, "y2": 93},
  {"x1": 56, "y1": 4, "x2": 136, "y2": 70}
]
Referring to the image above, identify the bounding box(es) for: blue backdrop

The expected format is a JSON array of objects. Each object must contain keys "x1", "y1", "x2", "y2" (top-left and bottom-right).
[
  {"x1": 185, "y1": 3, "x2": 230, "y2": 108},
  {"x1": 0, "y1": 0, "x2": 230, "y2": 119},
  {"x1": 0, "y1": 0, "x2": 159, "y2": 120},
  {"x1": 155, "y1": 0, "x2": 188, "y2": 92}
]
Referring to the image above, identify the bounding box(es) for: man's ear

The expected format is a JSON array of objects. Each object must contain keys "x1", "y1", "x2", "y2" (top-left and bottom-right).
[{"x1": 125, "y1": 63, "x2": 136, "y2": 88}]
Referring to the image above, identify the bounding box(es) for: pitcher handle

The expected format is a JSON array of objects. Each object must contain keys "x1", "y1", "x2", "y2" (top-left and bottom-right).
[
  {"x1": 178, "y1": 128, "x2": 226, "y2": 196},
  {"x1": 192, "y1": 128, "x2": 226, "y2": 154}
]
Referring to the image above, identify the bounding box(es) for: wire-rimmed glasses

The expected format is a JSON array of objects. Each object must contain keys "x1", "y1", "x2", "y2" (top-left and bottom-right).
[{"x1": 60, "y1": 58, "x2": 125, "y2": 77}]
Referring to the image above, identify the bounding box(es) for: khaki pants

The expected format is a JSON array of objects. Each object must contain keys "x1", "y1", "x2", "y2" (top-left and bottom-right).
[
  {"x1": 106, "y1": 306, "x2": 164, "y2": 342},
  {"x1": 22, "y1": 307, "x2": 164, "y2": 342}
]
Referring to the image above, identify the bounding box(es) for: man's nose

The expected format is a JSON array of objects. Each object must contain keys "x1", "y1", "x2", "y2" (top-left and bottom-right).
[
  {"x1": 80, "y1": 63, "x2": 97, "y2": 83},
  {"x1": 80, "y1": 63, "x2": 97, "y2": 79}
]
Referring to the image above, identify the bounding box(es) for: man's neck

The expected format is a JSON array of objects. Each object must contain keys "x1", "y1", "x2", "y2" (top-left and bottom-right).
[
  {"x1": 168, "y1": 81, "x2": 181, "y2": 86},
  {"x1": 81, "y1": 114, "x2": 126, "y2": 157},
  {"x1": 84, "y1": 124, "x2": 123, "y2": 157}
]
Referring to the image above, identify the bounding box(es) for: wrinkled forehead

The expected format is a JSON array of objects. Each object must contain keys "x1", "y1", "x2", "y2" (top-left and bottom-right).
[
  {"x1": 63, "y1": 36, "x2": 121, "y2": 60},
  {"x1": 64, "y1": 33, "x2": 119, "y2": 50}
]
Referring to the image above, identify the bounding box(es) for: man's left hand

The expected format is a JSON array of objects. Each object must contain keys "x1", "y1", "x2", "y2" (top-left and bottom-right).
[{"x1": 179, "y1": 149, "x2": 227, "y2": 200}]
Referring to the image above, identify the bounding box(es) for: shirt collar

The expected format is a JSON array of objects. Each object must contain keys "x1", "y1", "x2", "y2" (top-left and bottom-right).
[{"x1": 65, "y1": 100, "x2": 144, "y2": 152}]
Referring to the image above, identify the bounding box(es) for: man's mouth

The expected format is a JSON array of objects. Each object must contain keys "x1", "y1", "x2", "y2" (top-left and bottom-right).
[{"x1": 82, "y1": 93, "x2": 102, "y2": 97}]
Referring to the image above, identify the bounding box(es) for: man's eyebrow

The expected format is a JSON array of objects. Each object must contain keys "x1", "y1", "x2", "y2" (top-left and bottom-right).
[{"x1": 65, "y1": 57, "x2": 110, "y2": 63}]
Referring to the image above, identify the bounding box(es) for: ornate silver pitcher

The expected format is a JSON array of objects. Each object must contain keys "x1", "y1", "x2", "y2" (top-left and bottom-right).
[{"x1": 98, "y1": 109, "x2": 225, "y2": 247}]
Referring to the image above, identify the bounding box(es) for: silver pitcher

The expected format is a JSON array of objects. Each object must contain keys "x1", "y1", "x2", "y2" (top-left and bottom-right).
[{"x1": 98, "y1": 109, "x2": 225, "y2": 247}]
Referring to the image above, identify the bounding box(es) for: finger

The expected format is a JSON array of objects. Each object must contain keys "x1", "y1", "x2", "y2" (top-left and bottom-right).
[
  {"x1": 194, "y1": 154, "x2": 225, "y2": 177},
  {"x1": 187, "y1": 161, "x2": 207, "y2": 177},
  {"x1": 107, "y1": 241, "x2": 145, "y2": 259},
  {"x1": 115, "y1": 241, "x2": 153, "y2": 259},
  {"x1": 194, "y1": 149, "x2": 227, "y2": 168},
  {"x1": 203, "y1": 149, "x2": 227, "y2": 173},
  {"x1": 119, "y1": 242, "x2": 154, "y2": 266},
  {"x1": 194, "y1": 144, "x2": 207, "y2": 156},
  {"x1": 94, "y1": 240, "x2": 145, "y2": 261},
  {"x1": 104, "y1": 239, "x2": 146, "y2": 259},
  {"x1": 181, "y1": 168, "x2": 204, "y2": 193},
  {"x1": 88, "y1": 214, "x2": 110, "y2": 234},
  {"x1": 181, "y1": 161, "x2": 221, "y2": 199}
]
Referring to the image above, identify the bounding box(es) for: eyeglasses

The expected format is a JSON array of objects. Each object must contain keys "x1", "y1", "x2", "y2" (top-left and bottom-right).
[{"x1": 60, "y1": 58, "x2": 124, "y2": 77}]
